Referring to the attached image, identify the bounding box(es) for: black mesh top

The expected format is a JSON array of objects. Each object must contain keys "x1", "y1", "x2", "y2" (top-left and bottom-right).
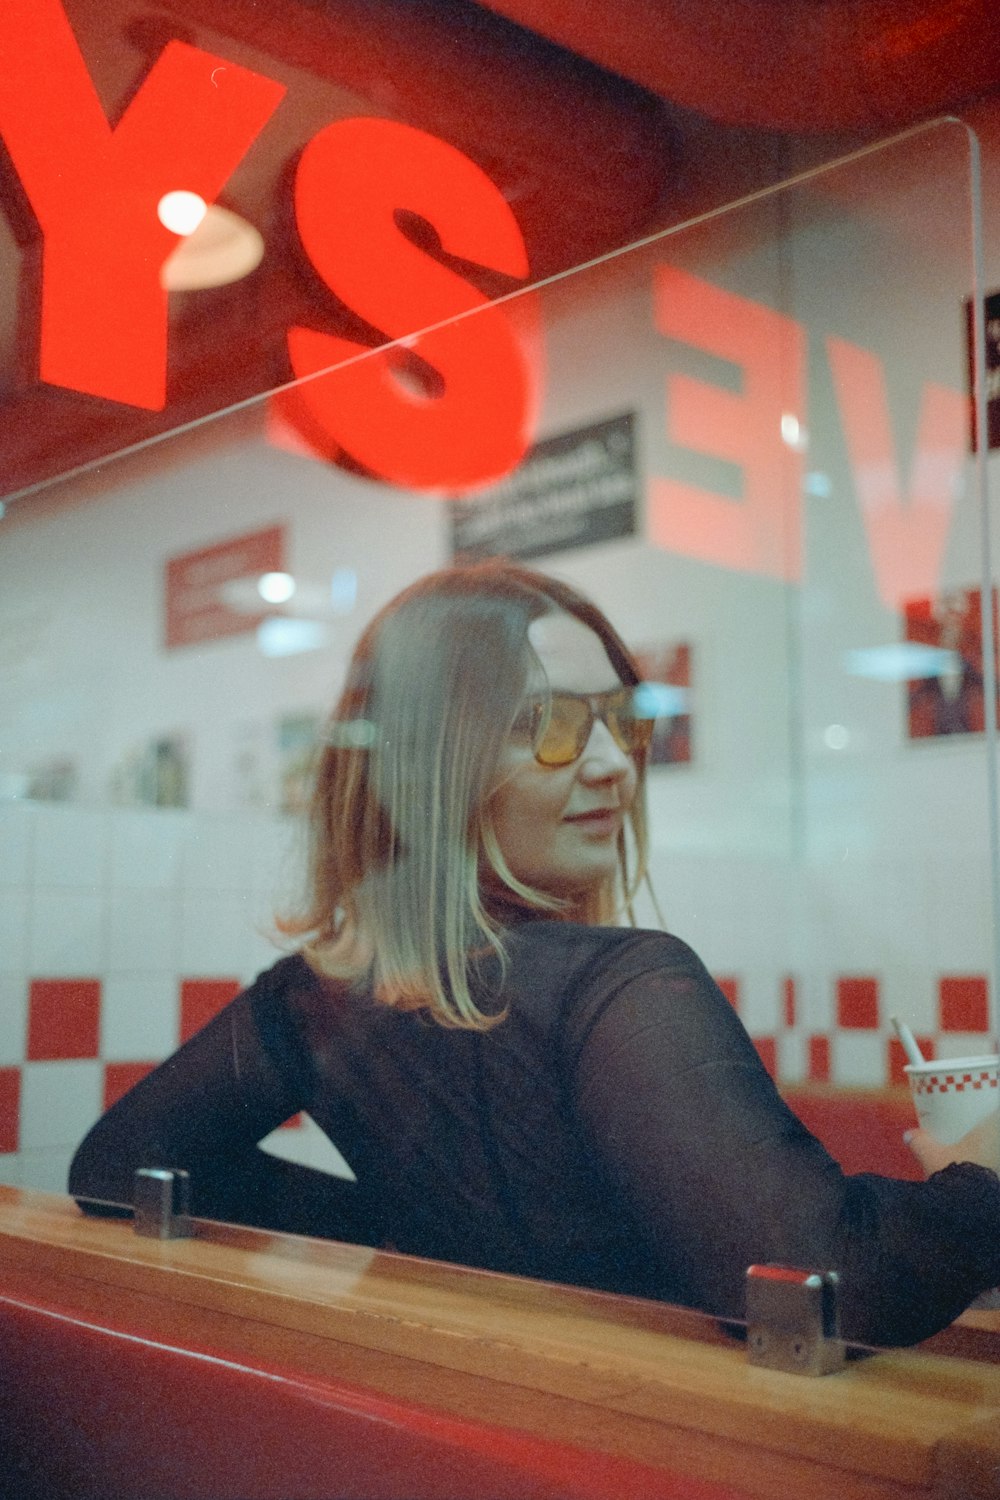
[{"x1": 68, "y1": 923, "x2": 1000, "y2": 1346}]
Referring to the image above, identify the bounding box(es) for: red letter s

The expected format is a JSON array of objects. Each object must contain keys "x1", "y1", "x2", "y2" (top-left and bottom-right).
[{"x1": 286, "y1": 118, "x2": 539, "y2": 491}]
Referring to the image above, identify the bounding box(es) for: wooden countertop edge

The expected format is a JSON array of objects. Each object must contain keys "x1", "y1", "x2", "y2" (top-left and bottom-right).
[{"x1": 2, "y1": 1188, "x2": 999, "y2": 1496}]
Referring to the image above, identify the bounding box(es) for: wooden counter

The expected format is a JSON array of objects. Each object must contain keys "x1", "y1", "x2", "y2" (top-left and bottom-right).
[{"x1": 0, "y1": 1186, "x2": 998, "y2": 1499}]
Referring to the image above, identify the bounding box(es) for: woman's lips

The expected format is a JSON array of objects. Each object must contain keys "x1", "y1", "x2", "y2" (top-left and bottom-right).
[{"x1": 563, "y1": 809, "x2": 621, "y2": 835}]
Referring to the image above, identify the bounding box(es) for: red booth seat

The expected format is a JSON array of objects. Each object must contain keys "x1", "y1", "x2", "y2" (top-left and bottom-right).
[
  {"x1": 782, "y1": 1087, "x2": 921, "y2": 1181},
  {"x1": 0, "y1": 1286, "x2": 752, "y2": 1500}
]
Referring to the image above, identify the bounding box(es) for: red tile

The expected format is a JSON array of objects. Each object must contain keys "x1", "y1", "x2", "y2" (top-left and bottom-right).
[
  {"x1": 808, "y1": 1035, "x2": 830, "y2": 1083},
  {"x1": 279, "y1": 1113, "x2": 304, "y2": 1130},
  {"x1": 782, "y1": 976, "x2": 797, "y2": 1029},
  {"x1": 887, "y1": 1036, "x2": 935, "y2": 1088},
  {"x1": 28, "y1": 979, "x2": 101, "y2": 1061},
  {"x1": 938, "y1": 976, "x2": 990, "y2": 1033},
  {"x1": 836, "y1": 976, "x2": 879, "y2": 1030},
  {"x1": 103, "y1": 1062, "x2": 157, "y2": 1112},
  {"x1": 179, "y1": 979, "x2": 241, "y2": 1043},
  {"x1": 753, "y1": 1036, "x2": 777, "y2": 1079},
  {"x1": 716, "y1": 977, "x2": 740, "y2": 1012},
  {"x1": 0, "y1": 1067, "x2": 20, "y2": 1154}
]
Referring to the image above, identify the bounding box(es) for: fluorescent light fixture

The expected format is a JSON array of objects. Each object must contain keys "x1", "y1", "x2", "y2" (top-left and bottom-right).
[
  {"x1": 258, "y1": 571, "x2": 296, "y2": 604},
  {"x1": 634, "y1": 682, "x2": 688, "y2": 717},
  {"x1": 844, "y1": 644, "x2": 961, "y2": 682},
  {"x1": 257, "y1": 618, "x2": 327, "y2": 657}
]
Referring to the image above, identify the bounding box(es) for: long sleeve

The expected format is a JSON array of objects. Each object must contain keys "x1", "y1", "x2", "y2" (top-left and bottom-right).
[
  {"x1": 563, "y1": 933, "x2": 1000, "y2": 1346},
  {"x1": 68, "y1": 957, "x2": 378, "y2": 1246}
]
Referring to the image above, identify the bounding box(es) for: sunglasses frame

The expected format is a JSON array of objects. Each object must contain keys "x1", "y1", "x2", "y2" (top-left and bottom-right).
[{"x1": 518, "y1": 685, "x2": 652, "y2": 768}]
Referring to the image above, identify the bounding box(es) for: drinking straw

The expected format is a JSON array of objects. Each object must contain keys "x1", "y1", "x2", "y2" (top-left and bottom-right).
[{"x1": 889, "y1": 1014, "x2": 926, "y2": 1067}]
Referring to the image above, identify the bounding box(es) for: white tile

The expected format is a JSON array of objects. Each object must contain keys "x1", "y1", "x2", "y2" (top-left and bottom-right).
[
  {"x1": 793, "y1": 973, "x2": 832, "y2": 1032},
  {"x1": 0, "y1": 804, "x2": 33, "y2": 886},
  {"x1": 20, "y1": 1061, "x2": 102, "y2": 1150},
  {"x1": 109, "y1": 810, "x2": 186, "y2": 892},
  {"x1": 107, "y1": 894, "x2": 179, "y2": 973},
  {"x1": 28, "y1": 891, "x2": 105, "y2": 975},
  {"x1": 100, "y1": 975, "x2": 179, "y2": 1062},
  {"x1": 927, "y1": 862, "x2": 991, "y2": 971},
  {"x1": 0, "y1": 891, "x2": 30, "y2": 975},
  {"x1": 878, "y1": 970, "x2": 936, "y2": 1036},
  {"x1": 831, "y1": 1032, "x2": 885, "y2": 1088},
  {"x1": 250, "y1": 816, "x2": 301, "y2": 894},
  {"x1": 33, "y1": 806, "x2": 109, "y2": 890},
  {"x1": 19, "y1": 1148, "x2": 76, "y2": 1195},
  {"x1": 777, "y1": 1031, "x2": 807, "y2": 1085},
  {"x1": 181, "y1": 817, "x2": 260, "y2": 894},
  {"x1": 729, "y1": 966, "x2": 780, "y2": 1034},
  {"x1": 0, "y1": 1154, "x2": 23, "y2": 1188},
  {"x1": 180, "y1": 895, "x2": 260, "y2": 975},
  {"x1": 0, "y1": 976, "x2": 28, "y2": 1063},
  {"x1": 934, "y1": 1034, "x2": 1000, "y2": 1062}
]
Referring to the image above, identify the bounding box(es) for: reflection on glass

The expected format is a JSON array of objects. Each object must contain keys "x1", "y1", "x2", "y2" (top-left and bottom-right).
[{"x1": 1, "y1": 122, "x2": 997, "y2": 1349}]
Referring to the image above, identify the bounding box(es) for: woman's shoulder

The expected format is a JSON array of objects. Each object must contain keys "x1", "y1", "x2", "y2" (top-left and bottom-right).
[{"x1": 505, "y1": 922, "x2": 710, "y2": 1006}]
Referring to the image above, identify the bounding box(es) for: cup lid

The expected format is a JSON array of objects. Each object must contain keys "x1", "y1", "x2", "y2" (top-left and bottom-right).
[{"x1": 904, "y1": 1054, "x2": 999, "y2": 1074}]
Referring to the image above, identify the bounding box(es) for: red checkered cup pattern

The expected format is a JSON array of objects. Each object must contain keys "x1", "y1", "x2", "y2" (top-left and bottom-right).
[{"x1": 904, "y1": 1055, "x2": 1000, "y2": 1146}]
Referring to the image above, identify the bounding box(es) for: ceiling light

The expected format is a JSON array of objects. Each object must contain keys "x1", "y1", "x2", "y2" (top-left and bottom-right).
[
  {"x1": 157, "y1": 190, "x2": 208, "y2": 236},
  {"x1": 257, "y1": 619, "x2": 327, "y2": 657},
  {"x1": 258, "y1": 572, "x2": 296, "y2": 605},
  {"x1": 161, "y1": 204, "x2": 265, "y2": 292}
]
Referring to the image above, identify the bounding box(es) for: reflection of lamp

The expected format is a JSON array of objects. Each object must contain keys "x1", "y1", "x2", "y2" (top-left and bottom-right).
[{"x1": 160, "y1": 200, "x2": 265, "y2": 292}]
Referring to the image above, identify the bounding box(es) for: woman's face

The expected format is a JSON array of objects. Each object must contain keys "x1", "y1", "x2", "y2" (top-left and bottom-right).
[{"x1": 489, "y1": 610, "x2": 638, "y2": 906}]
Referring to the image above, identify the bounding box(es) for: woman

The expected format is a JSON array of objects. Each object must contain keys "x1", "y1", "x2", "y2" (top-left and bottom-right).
[{"x1": 70, "y1": 562, "x2": 1000, "y2": 1346}]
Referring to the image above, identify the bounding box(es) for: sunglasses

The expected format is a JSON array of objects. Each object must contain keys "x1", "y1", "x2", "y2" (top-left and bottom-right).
[{"x1": 512, "y1": 685, "x2": 654, "y2": 767}]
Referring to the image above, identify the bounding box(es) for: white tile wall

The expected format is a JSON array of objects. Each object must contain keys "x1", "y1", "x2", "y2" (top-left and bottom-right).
[
  {"x1": 0, "y1": 799, "x2": 997, "y2": 1201},
  {"x1": 0, "y1": 977, "x2": 27, "y2": 1064},
  {"x1": 0, "y1": 806, "x2": 32, "y2": 887},
  {"x1": 831, "y1": 1033, "x2": 886, "y2": 1088},
  {"x1": 179, "y1": 894, "x2": 262, "y2": 976},
  {"x1": 20, "y1": 1061, "x2": 103, "y2": 1151},
  {"x1": 29, "y1": 891, "x2": 105, "y2": 975},
  {"x1": 100, "y1": 975, "x2": 179, "y2": 1061},
  {"x1": 109, "y1": 810, "x2": 186, "y2": 891},
  {"x1": 33, "y1": 807, "x2": 109, "y2": 889},
  {"x1": 0, "y1": 890, "x2": 31, "y2": 976},
  {"x1": 106, "y1": 893, "x2": 180, "y2": 973}
]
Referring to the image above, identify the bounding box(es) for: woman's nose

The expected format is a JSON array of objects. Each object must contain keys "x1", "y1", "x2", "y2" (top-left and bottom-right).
[{"x1": 577, "y1": 717, "x2": 633, "y2": 780}]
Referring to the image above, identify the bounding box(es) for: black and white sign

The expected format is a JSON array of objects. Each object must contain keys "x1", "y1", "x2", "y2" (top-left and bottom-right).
[{"x1": 450, "y1": 412, "x2": 637, "y2": 562}]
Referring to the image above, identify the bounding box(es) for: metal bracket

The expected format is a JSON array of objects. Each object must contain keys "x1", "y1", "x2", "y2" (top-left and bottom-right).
[
  {"x1": 745, "y1": 1264, "x2": 845, "y2": 1375},
  {"x1": 133, "y1": 1168, "x2": 194, "y2": 1240}
]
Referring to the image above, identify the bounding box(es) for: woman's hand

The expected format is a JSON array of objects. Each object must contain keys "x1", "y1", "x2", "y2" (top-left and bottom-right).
[{"x1": 905, "y1": 1109, "x2": 1000, "y2": 1178}]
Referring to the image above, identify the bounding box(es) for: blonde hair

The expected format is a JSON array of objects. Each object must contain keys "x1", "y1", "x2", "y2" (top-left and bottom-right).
[{"x1": 279, "y1": 562, "x2": 653, "y2": 1028}]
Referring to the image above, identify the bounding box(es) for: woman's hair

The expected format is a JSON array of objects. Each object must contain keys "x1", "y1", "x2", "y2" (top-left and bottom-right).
[{"x1": 279, "y1": 561, "x2": 652, "y2": 1028}]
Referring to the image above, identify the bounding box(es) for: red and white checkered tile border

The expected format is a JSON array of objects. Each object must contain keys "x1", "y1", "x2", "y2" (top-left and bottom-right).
[{"x1": 2, "y1": 968, "x2": 994, "y2": 1164}]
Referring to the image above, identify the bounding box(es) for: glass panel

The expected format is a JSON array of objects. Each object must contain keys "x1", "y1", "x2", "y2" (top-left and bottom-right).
[{"x1": 1, "y1": 120, "x2": 995, "y2": 1351}]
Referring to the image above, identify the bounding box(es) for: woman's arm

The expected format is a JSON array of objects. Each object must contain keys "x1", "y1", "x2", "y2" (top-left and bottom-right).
[
  {"x1": 565, "y1": 936, "x2": 1000, "y2": 1347},
  {"x1": 68, "y1": 959, "x2": 376, "y2": 1245}
]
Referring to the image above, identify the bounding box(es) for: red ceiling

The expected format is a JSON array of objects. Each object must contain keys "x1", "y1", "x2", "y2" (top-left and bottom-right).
[{"x1": 473, "y1": 0, "x2": 1000, "y2": 131}]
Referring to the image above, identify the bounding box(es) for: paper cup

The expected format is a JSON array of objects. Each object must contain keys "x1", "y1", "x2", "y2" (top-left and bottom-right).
[{"x1": 904, "y1": 1054, "x2": 1000, "y2": 1146}]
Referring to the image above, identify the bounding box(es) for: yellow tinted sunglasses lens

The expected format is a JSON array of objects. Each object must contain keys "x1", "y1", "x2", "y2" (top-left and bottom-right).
[
  {"x1": 608, "y1": 693, "x2": 653, "y2": 755},
  {"x1": 534, "y1": 696, "x2": 591, "y2": 766}
]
